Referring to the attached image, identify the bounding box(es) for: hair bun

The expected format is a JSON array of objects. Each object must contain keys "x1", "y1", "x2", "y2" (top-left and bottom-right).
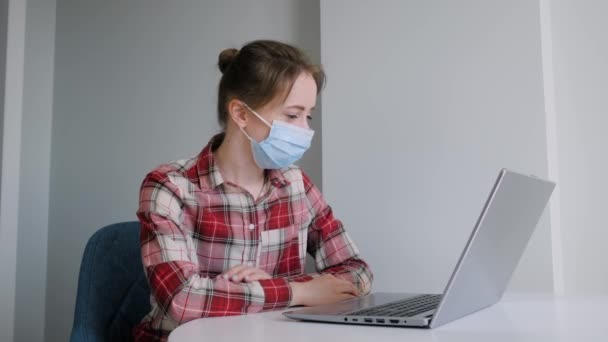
[{"x1": 218, "y1": 48, "x2": 238, "y2": 74}]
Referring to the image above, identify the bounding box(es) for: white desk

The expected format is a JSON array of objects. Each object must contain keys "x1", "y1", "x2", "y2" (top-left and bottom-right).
[{"x1": 169, "y1": 294, "x2": 608, "y2": 342}]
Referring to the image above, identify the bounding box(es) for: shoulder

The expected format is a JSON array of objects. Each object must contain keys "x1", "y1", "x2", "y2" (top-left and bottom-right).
[
  {"x1": 141, "y1": 155, "x2": 198, "y2": 191},
  {"x1": 138, "y1": 157, "x2": 199, "y2": 216}
]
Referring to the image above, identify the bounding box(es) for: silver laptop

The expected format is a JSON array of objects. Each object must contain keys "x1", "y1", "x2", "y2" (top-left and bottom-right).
[{"x1": 284, "y1": 169, "x2": 555, "y2": 328}]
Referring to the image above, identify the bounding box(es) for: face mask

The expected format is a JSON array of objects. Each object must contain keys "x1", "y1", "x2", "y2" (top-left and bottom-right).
[{"x1": 239, "y1": 102, "x2": 314, "y2": 169}]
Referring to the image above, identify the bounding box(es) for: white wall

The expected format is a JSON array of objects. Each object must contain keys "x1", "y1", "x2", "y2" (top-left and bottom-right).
[
  {"x1": 320, "y1": 0, "x2": 554, "y2": 294},
  {"x1": 0, "y1": 0, "x2": 26, "y2": 341},
  {"x1": 46, "y1": 1, "x2": 321, "y2": 341},
  {"x1": 0, "y1": 0, "x2": 6, "y2": 180},
  {"x1": 549, "y1": 0, "x2": 608, "y2": 293},
  {"x1": 14, "y1": 0, "x2": 56, "y2": 341}
]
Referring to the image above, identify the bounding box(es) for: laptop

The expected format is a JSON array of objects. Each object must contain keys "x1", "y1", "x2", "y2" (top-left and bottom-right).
[{"x1": 284, "y1": 169, "x2": 555, "y2": 328}]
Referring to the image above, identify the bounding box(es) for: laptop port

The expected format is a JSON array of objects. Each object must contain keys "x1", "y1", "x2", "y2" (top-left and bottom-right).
[
  {"x1": 352, "y1": 318, "x2": 358, "y2": 322},
  {"x1": 376, "y1": 319, "x2": 385, "y2": 323},
  {"x1": 389, "y1": 319, "x2": 399, "y2": 324},
  {"x1": 364, "y1": 318, "x2": 373, "y2": 323},
  {"x1": 344, "y1": 318, "x2": 348, "y2": 322}
]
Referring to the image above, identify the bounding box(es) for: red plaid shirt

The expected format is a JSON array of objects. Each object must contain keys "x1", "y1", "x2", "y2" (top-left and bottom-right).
[{"x1": 134, "y1": 134, "x2": 373, "y2": 341}]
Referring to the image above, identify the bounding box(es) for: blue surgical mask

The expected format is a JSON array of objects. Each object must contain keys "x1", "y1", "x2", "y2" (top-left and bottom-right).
[{"x1": 239, "y1": 102, "x2": 314, "y2": 169}]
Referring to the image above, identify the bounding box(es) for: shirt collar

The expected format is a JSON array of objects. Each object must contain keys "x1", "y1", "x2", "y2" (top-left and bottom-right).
[{"x1": 197, "y1": 133, "x2": 290, "y2": 190}]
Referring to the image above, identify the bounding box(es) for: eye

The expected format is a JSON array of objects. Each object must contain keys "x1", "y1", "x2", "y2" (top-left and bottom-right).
[
  {"x1": 285, "y1": 113, "x2": 299, "y2": 119},
  {"x1": 307, "y1": 115, "x2": 313, "y2": 121}
]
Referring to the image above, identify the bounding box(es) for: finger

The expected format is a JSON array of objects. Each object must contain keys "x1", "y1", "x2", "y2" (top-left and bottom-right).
[
  {"x1": 243, "y1": 270, "x2": 272, "y2": 283},
  {"x1": 243, "y1": 272, "x2": 270, "y2": 283},
  {"x1": 349, "y1": 284, "x2": 361, "y2": 296},
  {"x1": 221, "y1": 265, "x2": 242, "y2": 279},
  {"x1": 331, "y1": 276, "x2": 352, "y2": 286},
  {"x1": 238, "y1": 268, "x2": 271, "y2": 283},
  {"x1": 331, "y1": 276, "x2": 351, "y2": 287},
  {"x1": 221, "y1": 265, "x2": 247, "y2": 280},
  {"x1": 339, "y1": 293, "x2": 356, "y2": 302},
  {"x1": 339, "y1": 282, "x2": 360, "y2": 296},
  {"x1": 232, "y1": 267, "x2": 257, "y2": 283}
]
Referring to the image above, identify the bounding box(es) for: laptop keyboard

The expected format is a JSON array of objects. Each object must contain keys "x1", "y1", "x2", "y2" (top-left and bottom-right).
[{"x1": 348, "y1": 294, "x2": 441, "y2": 318}]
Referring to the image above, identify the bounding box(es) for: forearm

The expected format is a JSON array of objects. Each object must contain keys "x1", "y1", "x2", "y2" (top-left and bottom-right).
[
  {"x1": 288, "y1": 258, "x2": 373, "y2": 294},
  {"x1": 148, "y1": 262, "x2": 292, "y2": 324}
]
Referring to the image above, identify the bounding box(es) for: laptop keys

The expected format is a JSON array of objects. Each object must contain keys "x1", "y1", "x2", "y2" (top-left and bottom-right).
[{"x1": 349, "y1": 294, "x2": 441, "y2": 318}]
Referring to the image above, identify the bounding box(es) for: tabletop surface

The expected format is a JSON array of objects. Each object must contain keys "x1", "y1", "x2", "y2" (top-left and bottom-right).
[{"x1": 168, "y1": 294, "x2": 608, "y2": 342}]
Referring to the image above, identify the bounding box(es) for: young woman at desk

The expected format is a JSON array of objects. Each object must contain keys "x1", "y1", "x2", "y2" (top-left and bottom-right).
[{"x1": 134, "y1": 40, "x2": 374, "y2": 341}]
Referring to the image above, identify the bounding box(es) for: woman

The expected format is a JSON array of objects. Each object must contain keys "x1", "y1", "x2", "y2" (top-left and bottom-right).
[{"x1": 135, "y1": 40, "x2": 373, "y2": 341}]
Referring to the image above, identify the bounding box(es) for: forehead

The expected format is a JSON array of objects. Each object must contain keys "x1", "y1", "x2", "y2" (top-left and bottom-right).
[
  {"x1": 258, "y1": 72, "x2": 318, "y2": 112},
  {"x1": 284, "y1": 73, "x2": 317, "y2": 105}
]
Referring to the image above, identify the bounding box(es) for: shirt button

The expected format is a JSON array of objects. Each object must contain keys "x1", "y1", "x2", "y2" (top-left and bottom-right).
[{"x1": 248, "y1": 224, "x2": 255, "y2": 230}]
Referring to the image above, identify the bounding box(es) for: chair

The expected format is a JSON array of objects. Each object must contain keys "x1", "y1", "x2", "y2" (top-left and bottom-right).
[{"x1": 70, "y1": 221, "x2": 151, "y2": 342}]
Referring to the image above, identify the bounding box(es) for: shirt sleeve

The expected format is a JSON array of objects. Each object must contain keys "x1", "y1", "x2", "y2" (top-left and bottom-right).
[
  {"x1": 137, "y1": 169, "x2": 292, "y2": 325},
  {"x1": 289, "y1": 172, "x2": 374, "y2": 294}
]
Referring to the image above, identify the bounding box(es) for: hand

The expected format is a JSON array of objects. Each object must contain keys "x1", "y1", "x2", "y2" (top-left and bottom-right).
[
  {"x1": 219, "y1": 265, "x2": 272, "y2": 283},
  {"x1": 290, "y1": 274, "x2": 361, "y2": 307}
]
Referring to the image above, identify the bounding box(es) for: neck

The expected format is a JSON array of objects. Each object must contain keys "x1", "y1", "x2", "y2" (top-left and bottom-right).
[{"x1": 214, "y1": 129, "x2": 265, "y2": 187}]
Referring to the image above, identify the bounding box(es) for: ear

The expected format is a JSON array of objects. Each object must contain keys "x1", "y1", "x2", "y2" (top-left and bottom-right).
[{"x1": 227, "y1": 99, "x2": 249, "y2": 128}]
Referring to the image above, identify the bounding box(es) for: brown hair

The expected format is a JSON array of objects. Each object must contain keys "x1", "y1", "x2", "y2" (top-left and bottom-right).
[{"x1": 216, "y1": 40, "x2": 325, "y2": 129}]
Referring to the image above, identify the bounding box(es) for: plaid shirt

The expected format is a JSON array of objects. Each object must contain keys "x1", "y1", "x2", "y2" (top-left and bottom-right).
[{"x1": 134, "y1": 134, "x2": 373, "y2": 341}]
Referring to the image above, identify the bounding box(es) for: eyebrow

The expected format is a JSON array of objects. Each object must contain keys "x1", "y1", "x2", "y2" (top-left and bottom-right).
[{"x1": 285, "y1": 105, "x2": 315, "y2": 111}]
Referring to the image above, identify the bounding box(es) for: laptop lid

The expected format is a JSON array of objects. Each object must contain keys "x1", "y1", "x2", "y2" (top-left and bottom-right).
[{"x1": 430, "y1": 169, "x2": 555, "y2": 328}]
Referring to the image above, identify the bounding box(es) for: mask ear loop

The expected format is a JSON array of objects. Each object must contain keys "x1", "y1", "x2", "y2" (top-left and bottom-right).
[
  {"x1": 241, "y1": 102, "x2": 272, "y2": 128},
  {"x1": 239, "y1": 125, "x2": 254, "y2": 141}
]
